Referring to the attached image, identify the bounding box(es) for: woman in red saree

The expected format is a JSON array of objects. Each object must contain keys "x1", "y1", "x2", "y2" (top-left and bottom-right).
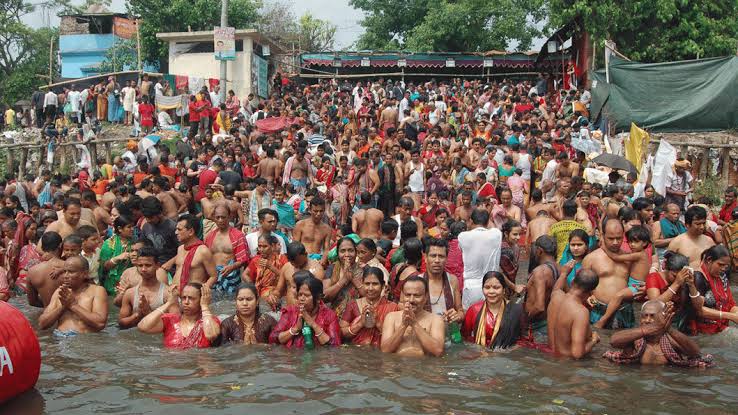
[
  {"x1": 315, "y1": 157, "x2": 336, "y2": 194},
  {"x1": 340, "y1": 266, "x2": 398, "y2": 346},
  {"x1": 417, "y1": 191, "x2": 441, "y2": 229},
  {"x1": 692, "y1": 245, "x2": 738, "y2": 334},
  {"x1": 246, "y1": 234, "x2": 287, "y2": 310},
  {"x1": 138, "y1": 283, "x2": 221, "y2": 349},
  {"x1": 9, "y1": 213, "x2": 39, "y2": 293},
  {"x1": 462, "y1": 271, "x2": 525, "y2": 349},
  {"x1": 269, "y1": 271, "x2": 341, "y2": 348},
  {"x1": 225, "y1": 90, "x2": 240, "y2": 117}
]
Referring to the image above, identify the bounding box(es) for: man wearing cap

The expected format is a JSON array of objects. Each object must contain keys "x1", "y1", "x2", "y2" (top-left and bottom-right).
[{"x1": 666, "y1": 159, "x2": 692, "y2": 211}]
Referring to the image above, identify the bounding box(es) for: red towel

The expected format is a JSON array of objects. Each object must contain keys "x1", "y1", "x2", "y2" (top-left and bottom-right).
[{"x1": 180, "y1": 240, "x2": 204, "y2": 294}]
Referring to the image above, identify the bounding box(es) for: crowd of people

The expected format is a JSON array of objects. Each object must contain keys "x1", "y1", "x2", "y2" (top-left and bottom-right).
[{"x1": 2, "y1": 73, "x2": 737, "y2": 368}]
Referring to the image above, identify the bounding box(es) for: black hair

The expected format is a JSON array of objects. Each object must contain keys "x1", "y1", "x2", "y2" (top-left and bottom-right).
[
  {"x1": 286, "y1": 241, "x2": 307, "y2": 261},
  {"x1": 534, "y1": 235, "x2": 557, "y2": 256},
  {"x1": 400, "y1": 220, "x2": 418, "y2": 242},
  {"x1": 403, "y1": 238, "x2": 423, "y2": 265},
  {"x1": 618, "y1": 207, "x2": 642, "y2": 224},
  {"x1": 425, "y1": 237, "x2": 448, "y2": 254},
  {"x1": 561, "y1": 200, "x2": 577, "y2": 218},
  {"x1": 362, "y1": 266, "x2": 385, "y2": 286},
  {"x1": 470, "y1": 208, "x2": 490, "y2": 226},
  {"x1": 663, "y1": 251, "x2": 689, "y2": 272},
  {"x1": 137, "y1": 246, "x2": 159, "y2": 261},
  {"x1": 402, "y1": 274, "x2": 428, "y2": 294},
  {"x1": 257, "y1": 208, "x2": 279, "y2": 222},
  {"x1": 141, "y1": 196, "x2": 163, "y2": 217},
  {"x1": 626, "y1": 225, "x2": 651, "y2": 245},
  {"x1": 294, "y1": 272, "x2": 323, "y2": 308},
  {"x1": 684, "y1": 205, "x2": 707, "y2": 225},
  {"x1": 701, "y1": 245, "x2": 730, "y2": 263},
  {"x1": 41, "y1": 231, "x2": 62, "y2": 252},
  {"x1": 113, "y1": 215, "x2": 133, "y2": 232},
  {"x1": 357, "y1": 238, "x2": 377, "y2": 253},
  {"x1": 572, "y1": 268, "x2": 599, "y2": 292},
  {"x1": 178, "y1": 213, "x2": 200, "y2": 234},
  {"x1": 501, "y1": 219, "x2": 521, "y2": 236},
  {"x1": 381, "y1": 219, "x2": 399, "y2": 235},
  {"x1": 76, "y1": 225, "x2": 98, "y2": 241},
  {"x1": 632, "y1": 197, "x2": 653, "y2": 212},
  {"x1": 63, "y1": 198, "x2": 82, "y2": 210},
  {"x1": 63, "y1": 234, "x2": 83, "y2": 246}
]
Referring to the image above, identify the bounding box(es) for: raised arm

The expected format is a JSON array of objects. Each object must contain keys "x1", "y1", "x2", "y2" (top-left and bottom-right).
[{"x1": 38, "y1": 288, "x2": 64, "y2": 329}]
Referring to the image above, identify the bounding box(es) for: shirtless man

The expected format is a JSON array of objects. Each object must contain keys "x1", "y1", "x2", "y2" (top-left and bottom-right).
[
  {"x1": 276, "y1": 241, "x2": 325, "y2": 306},
  {"x1": 547, "y1": 268, "x2": 600, "y2": 359},
  {"x1": 286, "y1": 148, "x2": 311, "y2": 191},
  {"x1": 152, "y1": 176, "x2": 180, "y2": 220},
  {"x1": 293, "y1": 196, "x2": 332, "y2": 260},
  {"x1": 38, "y1": 256, "x2": 108, "y2": 334},
  {"x1": 113, "y1": 239, "x2": 169, "y2": 307},
  {"x1": 256, "y1": 146, "x2": 282, "y2": 188},
  {"x1": 667, "y1": 205, "x2": 715, "y2": 268},
  {"x1": 378, "y1": 99, "x2": 398, "y2": 133},
  {"x1": 204, "y1": 205, "x2": 250, "y2": 295},
  {"x1": 554, "y1": 152, "x2": 579, "y2": 179},
  {"x1": 27, "y1": 232, "x2": 65, "y2": 307},
  {"x1": 524, "y1": 235, "x2": 559, "y2": 339},
  {"x1": 118, "y1": 247, "x2": 174, "y2": 329},
  {"x1": 352, "y1": 191, "x2": 384, "y2": 239},
  {"x1": 45, "y1": 198, "x2": 95, "y2": 240},
  {"x1": 164, "y1": 214, "x2": 218, "y2": 291},
  {"x1": 454, "y1": 190, "x2": 474, "y2": 225},
  {"x1": 525, "y1": 189, "x2": 553, "y2": 221},
  {"x1": 136, "y1": 179, "x2": 154, "y2": 199},
  {"x1": 381, "y1": 276, "x2": 445, "y2": 357},
  {"x1": 606, "y1": 301, "x2": 705, "y2": 366},
  {"x1": 582, "y1": 219, "x2": 638, "y2": 329},
  {"x1": 81, "y1": 190, "x2": 111, "y2": 236}
]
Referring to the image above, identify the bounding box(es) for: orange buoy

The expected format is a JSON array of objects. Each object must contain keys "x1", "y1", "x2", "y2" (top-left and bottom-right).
[{"x1": 0, "y1": 302, "x2": 41, "y2": 403}]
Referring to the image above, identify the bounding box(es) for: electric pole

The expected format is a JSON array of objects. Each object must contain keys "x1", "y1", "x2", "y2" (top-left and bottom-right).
[{"x1": 219, "y1": 0, "x2": 228, "y2": 102}]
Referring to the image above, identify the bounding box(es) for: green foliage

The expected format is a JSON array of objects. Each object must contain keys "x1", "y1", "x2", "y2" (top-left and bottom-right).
[
  {"x1": 351, "y1": 0, "x2": 545, "y2": 52},
  {"x1": 99, "y1": 39, "x2": 138, "y2": 73},
  {"x1": 693, "y1": 176, "x2": 724, "y2": 207},
  {"x1": 297, "y1": 13, "x2": 336, "y2": 52},
  {"x1": 258, "y1": 3, "x2": 336, "y2": 52},
  {"x1": 547, "y1": 0, "x2": 738, "y2": 62},
  {"x1": 128, "y1": 0, "x2": 261, "y2": 67},
  {"x1": 0, "y1": 0, "x2": 57, "y2": 106}
]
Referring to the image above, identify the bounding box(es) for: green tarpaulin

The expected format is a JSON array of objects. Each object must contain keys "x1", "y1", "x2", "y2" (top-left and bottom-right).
[{"x1": 591, "y1": 56, "x2": 738, "y2": 132}]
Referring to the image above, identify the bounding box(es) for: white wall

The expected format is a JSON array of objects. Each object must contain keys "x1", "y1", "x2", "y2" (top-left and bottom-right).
[{"x1": 167, "y1": 37, "x2": 254, "y2": 99}]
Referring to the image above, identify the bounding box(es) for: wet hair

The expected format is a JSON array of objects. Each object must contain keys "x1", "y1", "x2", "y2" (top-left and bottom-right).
[
  {"x1": 530, "y1": 188, "x2": 542, "y2": 202},
  {"x1": 362, "y1": 266, "x2": 385, "y2": 286},
  {"x1": 534, "y1": 235, "x2": 557, "y2": 256},
  {"x1": 701, "y1": 245, "x2": 730, "y2": 263},
  {"x1": 403, "y1": 238, "x2": 423, "y2": 265},
  {"x1": 41, "y1": 231, "x2": 62, "y2": 252},
  {"x1": 76, "y1": 225, "x2": 98, "y2": 241},
  {"x1": 684, "y1": 205, "x2": 707, "y2": 225},
  {"x1": 626, "y1": 225, "x2": 651, "y2": 245},
  {"x1": 286, "y1": 241, "x2": 307, "y2": 261},
  {"x1": 257, "y1": 208, "x2": 279, "y2": 222},
  {"x1": 562, "y1": 200, "x2": 577, "y2": 217},
  {"x1": 449, "y1": 220, "x2": 467, "y2": 239},
  {"x1": 183, "y1": 282, "x2": 203, "y2": 297},
  {"x1": 618, "y1": 207, "x2": 641, "y2": 224},
  {"x1": 663, "y1": 251, "x2": 689, "y2": 272},
  {"x1": 403, "y1": 274, "x2": 428, "y2": 294},
  {"x1": 360, "y1": 191, "x2": 372, "y2": 205},
  {"x1": 572, "y1": 268, "x2": 599, "y2": 292},
  {"x1": 294, "y1": 272, "x2": 323, "y2": 308},
  {"x1": 482, "y1": 271, "x2": 510, "y2": 298},
  {"x1": 568, "y1": 228, "x2": 590, "y2": 246},
  {"x1": 470, "y1": 208, "x2": 490, "y2": 226},
  {"x1": 425, "y1": 237, "x2": 448, "y2": 254},
  {"x1": 63, "y1": 234, "x2": 83, "y2": 246},
  {"x1": 501, "y1": 219, "x2": 521, "y2": 236}
]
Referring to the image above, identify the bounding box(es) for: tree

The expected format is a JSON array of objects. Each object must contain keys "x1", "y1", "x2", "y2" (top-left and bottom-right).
[
  {"x1": 350, "y1": 0, "x2": 545, "y2": 52},
  {"x1": 127, "y1": 0, "x2": 261, "y2": 67},
  {"x1": 547, "y1": 0, "x2": 738, "y2": 62},
  {"x1": 99, "y1": 39, "x2": 138, "y2": 73},
  {"x1": 257, "y1": 0, "x2": 298, "y2": 45},
  {"x1": 297, "y1": 13, "x2": 336, "y2": 52},
  {"x1": 0, "y1": 1, "x2": 57, "y2": 106}
]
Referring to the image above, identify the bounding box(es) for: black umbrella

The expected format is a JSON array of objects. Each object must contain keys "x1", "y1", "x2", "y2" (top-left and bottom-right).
[{"x1": 592, "y1": 153, "x2": 638, "y2": 174}]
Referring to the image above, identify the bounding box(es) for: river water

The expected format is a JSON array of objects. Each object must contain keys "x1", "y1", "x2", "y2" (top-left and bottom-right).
[{"x1": 4, "y1": 294, "x2": 738, "y2": 414}]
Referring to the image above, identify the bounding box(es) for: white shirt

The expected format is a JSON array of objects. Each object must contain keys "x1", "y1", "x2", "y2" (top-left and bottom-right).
[
  {"x1": 246, "y1": 230, "x2": 287, "y2": 257},
  {"x1": 542, "y1": 159, "x2": 558, "y2": 200},
  {"x1": 580, "y1": 90, "x2": 591, "y2": 105},
  {"x1": 458, "y1": 227, "x2": 502, "y2": 310},
  {"x1": 43, "y1": 91, "x2": 58, "y2": 107},
  {"x1": 210, "y1": 91, "x2": 221, "y2": 107},
  {"x1": 158, "y1": 111, "x2": 173, "y2": 127},
  {"x1": 67, "y1": 90, "x2": 81, "y2": 113},
  {"x1": 391, "y1": 214, "x2": 417, "y2": 248},
  {"x1": 399, "y1": 98, "x2": 410, "y2": 117}
]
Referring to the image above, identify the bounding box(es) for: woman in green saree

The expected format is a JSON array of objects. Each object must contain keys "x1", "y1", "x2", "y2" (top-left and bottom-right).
[{"x1": 99, "y1": 216, "x2": 135, "y2": 295}]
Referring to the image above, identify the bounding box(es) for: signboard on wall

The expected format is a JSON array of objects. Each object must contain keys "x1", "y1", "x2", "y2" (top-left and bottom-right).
[
  {"x1": 113, "y1": 17, "x2": 136, "y2": 40},
  {"x1": 214, "y1": 26, "x2": 236, "y2": 61},
  {"x1": 251, "y1": 54, "x2": 269, "y2": 98}
]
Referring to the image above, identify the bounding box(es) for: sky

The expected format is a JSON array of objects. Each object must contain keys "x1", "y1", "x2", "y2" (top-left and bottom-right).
[{"x1": 23, "y1": 0, "x2": 367, "y2": 49}]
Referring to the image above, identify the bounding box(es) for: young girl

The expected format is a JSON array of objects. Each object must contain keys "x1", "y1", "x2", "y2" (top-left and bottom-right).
[
  {"x1": 499, "y1": 219, "x2": 523, "y2": 293},
  {"x1": 593, "y1": 225, "x2": 651, "y2": 329}
]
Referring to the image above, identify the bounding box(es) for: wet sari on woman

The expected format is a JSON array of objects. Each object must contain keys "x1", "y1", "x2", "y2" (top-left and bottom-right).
[
  {"x1": 341, "y1": 298, "x2": 398, "y2": 346},
  {"x1": 219, "y1": 313, "x2": 277, "y2": 345},
  {"x1": 268, "y1": 302, "x2": 342, "y2": 348},
  {"x1": 161, "y1": 313, "x2": 220, "y2": 349},
  {"x1": 462, "y1": 300, "x2": 525, "y2": 349}
]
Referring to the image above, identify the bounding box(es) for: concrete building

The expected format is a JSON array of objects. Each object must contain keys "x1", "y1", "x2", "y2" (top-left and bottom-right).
[
  {"x1": 59, "y1": 6, "x2": 156, "y2": 79},
  {"x1": 156, "y1": 29, "x2": 282, "y2": 99}
]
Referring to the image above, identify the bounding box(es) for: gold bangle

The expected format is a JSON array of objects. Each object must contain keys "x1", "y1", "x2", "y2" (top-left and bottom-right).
[
  {"x1": 348, "y1": 325, "x2": 357, "y2": 336},
  {"x1": 314, "y1": 330, "x2": 325, "y2": 338}
]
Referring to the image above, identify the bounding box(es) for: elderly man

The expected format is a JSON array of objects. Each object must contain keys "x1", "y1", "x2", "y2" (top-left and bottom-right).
[
  {"x1": 38, "y1": 256, "x2": 108, "y2": 335},
  {"x1": 604, "y1": 301, "x2": 713, "y2": 367},
  {"x1": 666, "y1": 158, "x2": 692, "y2": 211}
]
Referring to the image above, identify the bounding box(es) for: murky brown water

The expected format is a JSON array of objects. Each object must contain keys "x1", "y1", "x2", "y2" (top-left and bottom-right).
[{"x1": 4, "y1": 292, "x2": 738, "y2": 414}]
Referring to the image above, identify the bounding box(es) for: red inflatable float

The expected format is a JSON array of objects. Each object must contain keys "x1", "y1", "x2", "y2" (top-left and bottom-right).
[{"x1": 0, "y1": 301, "x2": 41, "y2": 403}]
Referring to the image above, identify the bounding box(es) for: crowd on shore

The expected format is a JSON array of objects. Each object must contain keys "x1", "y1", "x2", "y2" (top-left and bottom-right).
[{"x1": 2, "y1": 73, "x2": 737, "y2": 367}]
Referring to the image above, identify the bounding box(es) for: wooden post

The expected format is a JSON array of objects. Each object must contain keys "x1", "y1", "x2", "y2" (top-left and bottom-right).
[
  {"x1": 19, "y1": 148, "x2": 28, "y2": 178},
  {"x1": 35, "y1": 145, "x2": 44, "y2": 174},
  {"x1": 89, "y1": 141, "x2": 98, "y2": 168},
  {"x1": 104, "y1": 142, "x2": 112, "y2": 164},
  {"x1": 699, "y1": 147, "x2": 710, "y2": 179},
  {"x1": 680, "y1": 144, "x2": 689, "y2": 161},
  {"x1": 7, "y1": 149, "x2": 15, "y2": 176},
  {"x1": 723, "y1": 138, "x2": 731, "y2": 183}
]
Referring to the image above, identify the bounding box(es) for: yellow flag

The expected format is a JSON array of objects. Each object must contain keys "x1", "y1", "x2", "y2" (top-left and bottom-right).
[{"x1": 626, "y1": 122, "x2": 650, "y2": 176}]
